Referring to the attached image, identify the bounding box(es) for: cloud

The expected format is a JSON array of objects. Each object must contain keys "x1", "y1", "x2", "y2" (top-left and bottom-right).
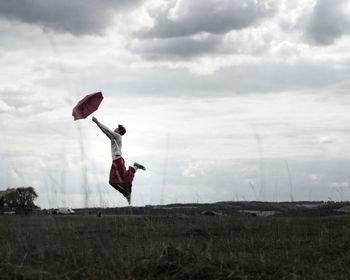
[
  {"x1": 131, "y1": 24, "x2": 276, "y2": 61},
  {"x1": 130, "y1": 33, "x2": 223, "y2": 59},
  {"x1": 129, "y1": 0, "x2": 350, "y2": 61},
  {"x1": 137, "y1": 0, "x2": 279, "y2": 38},
  {"x1": 304, "y1": 0, "x2": 350, "y2": 45},
  {"x1": 330, "y1": 181, "x2": 350, "y2": 189},
  {"x1": 0, "y1": 0, "x2": 143, "y2": 36},
  {"x1": 0, "y1": 100, "x2": 16, "y2": 113},
  {"x1": 130, "y1": 0, "x2": 279, "y2": 60},
  {"x1": 0, "y1": 88, "x2": 70, "y2": 122}
]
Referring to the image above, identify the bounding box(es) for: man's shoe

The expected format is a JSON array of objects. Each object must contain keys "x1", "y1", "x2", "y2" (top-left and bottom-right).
[
  {"x1": 126, "y1": 194, "x2": 131, "y2": 205},
  {"x1": 134, "y1": 162, "x2": 146, "y2": 171}
]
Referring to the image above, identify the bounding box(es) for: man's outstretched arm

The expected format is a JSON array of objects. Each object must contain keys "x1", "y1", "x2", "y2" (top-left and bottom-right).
[{"x1": 92, "y1": 116, "x2": 115, "y2": 139}]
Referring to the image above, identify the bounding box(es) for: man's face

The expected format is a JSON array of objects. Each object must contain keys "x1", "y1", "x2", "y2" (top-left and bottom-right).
[{"x1": 114, "y1": 128, "x2": 120, "y2": 134}]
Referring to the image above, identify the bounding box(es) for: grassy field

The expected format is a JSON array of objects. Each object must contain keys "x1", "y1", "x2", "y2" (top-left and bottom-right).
[{"x1": 1, "y1": 214, "x2": 350, "y2": 279}]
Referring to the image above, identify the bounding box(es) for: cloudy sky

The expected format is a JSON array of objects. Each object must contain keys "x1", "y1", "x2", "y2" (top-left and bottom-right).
[{"x1": 1, "y1": 0, "x2": 350, "y2": 208}]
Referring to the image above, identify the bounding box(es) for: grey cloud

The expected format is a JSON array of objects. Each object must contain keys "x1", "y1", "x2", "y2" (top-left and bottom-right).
[
  {"x1": 305, "y1": 0, "x2": 350, "y2": 45},
  {"x1": 0, "y1": 0, "x2": 143, "y2": 36},
  {"x1": 0, "y1": 100, "x2": 16, "y2": 113},
  {"x1": 95, "y1": 60, "x2": 350, "y2": 97},
  {"x1": 131, "y1": 0, "x2": 278, "y2": 60},
  {"x1": 131, "y1": 34, "x2": 223, "y2": 60},
  {"x1": 0, "y1": 89, "x2": 59, "y2": 116},
  {"x1": 0, "y1": 90, "x2": 35, "y2": 108},
  {"x1": 25, "y1": 52, "x2": 350, "y2": 100},
  {"x1": 137, "y1": 0, "x2": 279, "y2": 39},
  {"x1": 138, "y1": 155, "x2": 350, "y2": 202},
  {"x1": 214, "y1": 62, "x2": 349, "y2": 94}
]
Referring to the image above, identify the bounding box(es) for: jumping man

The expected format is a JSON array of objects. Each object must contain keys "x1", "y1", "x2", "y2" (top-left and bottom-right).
[{"x1": 92, "y1": 116, "x2": 145, "y2": 203}]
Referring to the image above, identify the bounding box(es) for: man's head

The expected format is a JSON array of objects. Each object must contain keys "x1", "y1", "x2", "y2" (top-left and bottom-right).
[{"x1": 115, "y1": 124, "x2": 126, "y2": 135}]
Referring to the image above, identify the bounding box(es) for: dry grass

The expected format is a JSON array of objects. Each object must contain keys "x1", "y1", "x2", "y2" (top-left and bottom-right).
[{"x1": 1, "y1": 214, "x2": 350, "y2": 279}]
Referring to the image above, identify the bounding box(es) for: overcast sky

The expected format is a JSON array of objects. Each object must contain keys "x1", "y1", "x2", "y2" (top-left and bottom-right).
[{"x1": 1, "y1": 0, "x2": 350, "y2": 208}]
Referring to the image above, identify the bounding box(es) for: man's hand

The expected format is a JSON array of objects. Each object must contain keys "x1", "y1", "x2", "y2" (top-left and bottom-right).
[{"x1": 92, "y1": 116, "x2": 98, "y2": 123}]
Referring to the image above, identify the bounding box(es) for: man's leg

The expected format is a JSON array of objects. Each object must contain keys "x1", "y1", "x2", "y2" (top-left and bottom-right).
[
  {"x1": 113, "y1": 157, "x2": 136, "y2": 185},
  {"x1": 109, "y1": 183, "x2": 130, "y2": 198},
  {"x1": 109, "y1": 157, "x2": 135, "y2": 197},
  {"x1": 109, "y1": 159, "x2": 130, "y2": 197}
]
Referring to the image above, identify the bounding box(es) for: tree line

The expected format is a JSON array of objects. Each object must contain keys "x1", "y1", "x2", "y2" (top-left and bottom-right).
[{"x1": 0, "y1": 187, "x2": 38, "y2": 210}]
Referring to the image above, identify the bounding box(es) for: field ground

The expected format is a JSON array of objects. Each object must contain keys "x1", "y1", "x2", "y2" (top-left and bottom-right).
[{"x1": 1, "y1": 213, "x2": 350, "y2": 279}]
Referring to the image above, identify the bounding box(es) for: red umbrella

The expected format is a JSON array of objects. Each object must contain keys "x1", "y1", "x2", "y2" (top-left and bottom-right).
[{"x1": 72, "y1": 92, "x2": 104, "y2": 120}]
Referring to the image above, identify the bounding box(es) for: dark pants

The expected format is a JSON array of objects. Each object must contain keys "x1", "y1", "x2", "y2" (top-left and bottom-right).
[{"x1": 109, "y1": 157, "x2": 135, "y2": 197}]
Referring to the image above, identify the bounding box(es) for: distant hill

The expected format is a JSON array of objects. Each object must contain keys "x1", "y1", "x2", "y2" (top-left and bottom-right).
[{"x1": 73, "y1": 201, "x2": 350, "y2": 217}]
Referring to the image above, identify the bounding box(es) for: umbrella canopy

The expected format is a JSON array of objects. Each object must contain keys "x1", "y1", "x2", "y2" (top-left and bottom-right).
[{"x1": 72, "y1": 92, "x2": 104, "y2": 120}]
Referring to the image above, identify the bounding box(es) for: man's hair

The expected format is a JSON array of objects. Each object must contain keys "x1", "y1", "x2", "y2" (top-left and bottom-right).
[{"x1": 118, "y1": 124, "x2": 126, "y2": 135}]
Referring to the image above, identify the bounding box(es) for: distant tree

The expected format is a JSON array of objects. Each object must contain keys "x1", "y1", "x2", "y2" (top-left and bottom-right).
[
  {"x1": 1, "y1": 187, "x2": 38, "y2": 210},
  {"x1": 0, "y1": 195, "x2": 4, "y2": 207}
]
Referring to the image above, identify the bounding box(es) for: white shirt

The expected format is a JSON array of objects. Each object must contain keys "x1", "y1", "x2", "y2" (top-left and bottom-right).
[{"x1": 96, "y1": 122, "x2": 122, "y2": 156}]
